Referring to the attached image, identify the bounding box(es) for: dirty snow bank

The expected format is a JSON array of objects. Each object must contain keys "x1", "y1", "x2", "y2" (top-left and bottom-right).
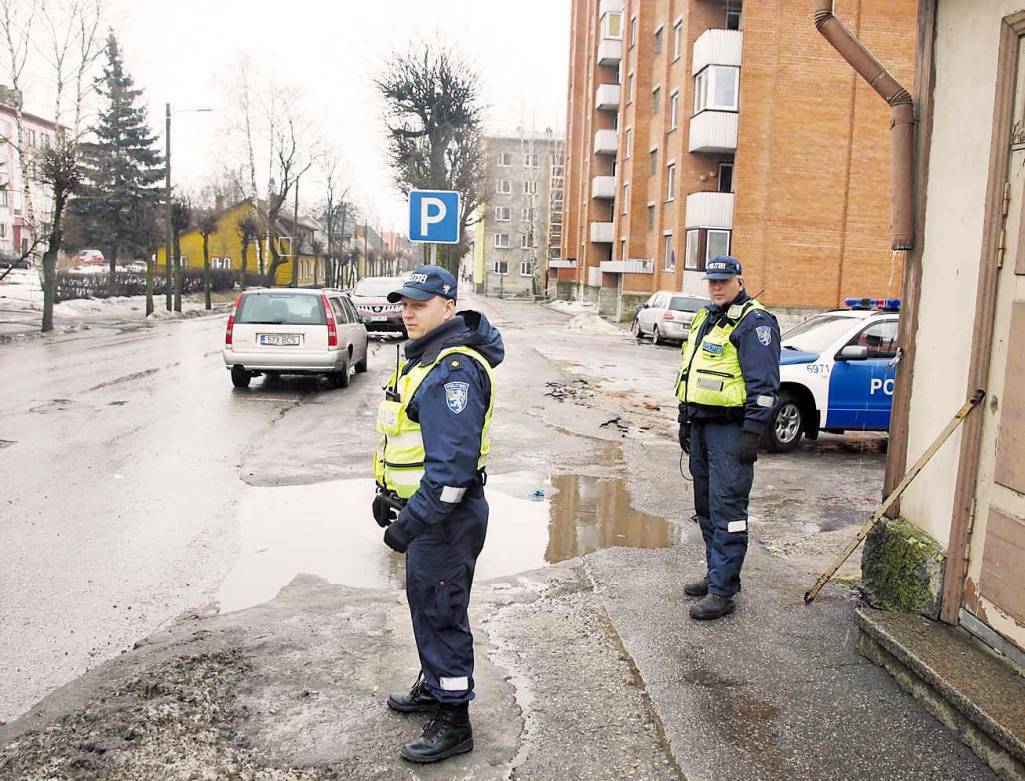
[
  {"x1": 566, "y1": 312, "x2": 625, "y2": 337},
  {"x1": 547, "y1": 299, "x2": 597, "y2": 316}
]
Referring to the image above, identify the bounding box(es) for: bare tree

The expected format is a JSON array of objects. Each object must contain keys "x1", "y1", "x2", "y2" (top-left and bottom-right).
[
  {"x1": 266, "y1": 112, "x2": 312, "y2": 284},
  {"x1": 317, "y1": 148, "x2": 350, "y2": 288},
  {"x1": 376, "y1": 42, "x2": 487, "y2": 272},
  {"x1": 196, "y1": 207, "x2": 218, "y2": 310},
  {"x1": 0, "y1": 0, "x2": 105, "y2": 330},
  {"x1": 236, "y1": 213, "x2": 258, "y2": 290},
  {"x1": 171, "y1": 193, "x2": 191, "y2": 311}
]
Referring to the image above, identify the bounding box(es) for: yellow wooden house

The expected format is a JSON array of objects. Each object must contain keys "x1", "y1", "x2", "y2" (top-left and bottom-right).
[{"x1": 155, "y1": 199, "x2": 323, "y2": 287}]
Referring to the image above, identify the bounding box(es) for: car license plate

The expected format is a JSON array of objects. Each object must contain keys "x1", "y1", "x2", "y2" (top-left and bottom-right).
[
  {"x1": 259, "y1": 333, "x2": 300, "y2": 346},
  {"x1": 370, "y1": 316, "x2": 388, "y2": 322}
]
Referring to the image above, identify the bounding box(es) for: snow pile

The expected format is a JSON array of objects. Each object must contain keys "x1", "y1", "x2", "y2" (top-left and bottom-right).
[
  {"x1": 547, "y1": 299, "x2": 597, "y2": 316},
  {"x1": 0, "y1": 268, "x2": 44, "y2": 308},
  {"x1": 54, "y1": 296, "x2": 141, "y2": 316},
  {"x1": 566, "y1": 312, "x2": 624, "y2": 337}
]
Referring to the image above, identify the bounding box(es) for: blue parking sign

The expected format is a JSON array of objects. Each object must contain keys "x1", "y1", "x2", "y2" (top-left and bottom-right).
[{"x1": 409, "y1": 189, "x2": 460, "y2": 244}]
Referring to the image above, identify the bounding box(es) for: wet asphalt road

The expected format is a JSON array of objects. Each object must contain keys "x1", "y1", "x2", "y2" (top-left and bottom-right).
[{"x1": 0, "y1": 313, "x2": 400, "y2": 721}]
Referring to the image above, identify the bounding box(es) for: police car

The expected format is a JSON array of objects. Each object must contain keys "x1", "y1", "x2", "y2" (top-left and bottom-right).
[{"x1": 765, "y1": 298, "x2": 900, "y2": 452}]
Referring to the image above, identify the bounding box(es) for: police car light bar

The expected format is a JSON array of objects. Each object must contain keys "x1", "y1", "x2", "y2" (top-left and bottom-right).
[{"x1": 844, "y1": 297, "x2": 901, "y2": 312}]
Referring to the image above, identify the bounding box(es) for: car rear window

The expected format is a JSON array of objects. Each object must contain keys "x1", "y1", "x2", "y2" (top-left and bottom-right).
[
  {"x1": 236, "y1": 293, "x2": 326, "y2": 325},
  {"x1": 669, "y1": 296, "x2": 707, "y2": 313},
  {"x1": 354, "y1": 277, "x2": 403, "y2": 297}
]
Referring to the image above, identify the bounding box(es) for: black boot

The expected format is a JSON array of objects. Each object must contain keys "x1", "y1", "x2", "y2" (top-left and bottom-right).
[
  {"x1": 689, "y1": 593, "x2": 736, "y2": 620},
  {"x1": 400, "y1": 703, "x2": 474, "y2": 764},
  {"x1": 387, "y1": 672, "x2": 437, "y2": 713},
  {"x1": 684, "y1": 575, "x2": 709, "y2": 597}
]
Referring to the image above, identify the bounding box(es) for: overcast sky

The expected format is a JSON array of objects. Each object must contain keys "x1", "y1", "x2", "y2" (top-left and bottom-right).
[{"x1": 88, "y1": 0, "x2": 570, "y2": 232}]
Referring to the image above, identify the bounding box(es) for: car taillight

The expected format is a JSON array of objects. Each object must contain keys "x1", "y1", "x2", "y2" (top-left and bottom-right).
[
  {"x1": 225, "y1": 293, "x2": 242, "y2": 347},
  {"x1": 322, "y1": 295, "x2": 338, "y2": 347},
  {"x1": 664, "y1": 311, "x2": 676, "y2": 321}
]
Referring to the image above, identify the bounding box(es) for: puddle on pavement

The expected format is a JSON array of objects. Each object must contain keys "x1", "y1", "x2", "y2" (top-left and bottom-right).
[{"x1": 217, "y1": 471, "x2": 675, "y2": 613}]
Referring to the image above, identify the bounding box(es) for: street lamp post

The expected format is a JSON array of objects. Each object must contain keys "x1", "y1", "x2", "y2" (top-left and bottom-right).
[{"x1": 164, "y1": 104, "x2": 212, "y2": 311}]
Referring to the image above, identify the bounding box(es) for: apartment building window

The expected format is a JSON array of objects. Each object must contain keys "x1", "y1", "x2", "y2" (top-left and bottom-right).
[
  {"x1": 625, "y1": 127, "x2": 633, "y2": 158},
  {"x1": 549, "y1": 247, "x2": 560, "y2": 259},
  {"x1": 40, "y1": 133, "x2": 50, "y2": 149},
  {"x1": 602, "y1": 11, "x2": 622, "y2": 39},
  {"x1": 0, "y1": 223, "x2": 6, "y2": 238},
  {"x1": 673, "y1": 21, "x2": 683, "y2": 60},
  {"x1": 669, "y1": 90, "x2": 680, "y2": 130},
  {"x1": 622, "y1": 182, "x2": 629, "y2": 214},
  {"x1": 494, "y1": 233, "x2": 510, "y2": 248},
  {"x1": 496, "y1": 180, "x2": 512, "y2": 194},
  {"x1": 628, "y1": 72, "x2": 635, "y2": 103},
  {"x1": 706, "y1": 229, "x2": 731, "y2": 261},
  {"x1": 620, "y1": 238, "x2": 626, "y2": 261},
  {"x1": 524, "y1": 153, "x2": 539, "y2": 168},
  {"x1": 630, "y1": 16, "x2": 637, "y2": 47},
  {"x1": 726, "y1": 9, "x2": 743, "y2": 30},
  {"x1": 654, "y1": 25, "x2": 664, "y2": 54},
  {"x1": 498, "y1": 152, "x2": 513, "y2": 166},
  {"x1": 521, "y1": 233, "x2": 535, "y2": 249},
  {"x1": 666, "y1": 161, "x2": 676, "y2": 201},
  {"x1": 523, "y1": 180, "x2": 538, "y2": 194},
  {"x1": 647, "y1": 203, "x2": 655, "y2": 230},
  {"x1": 663, "y1": 232, "x2": 675, "y2": 271},
  {"x1": 685, "y1": 229, "x2": 701, "y2": 270},
  {"x1": 495, "y1": 206, "x2": 511, "y2": 221},
  {"x1": 521, "y1": 207, "x2": 536, "y2": 221},
  {"x1": 0, "y1": 188, "x2": 7, "y2": 207},
  {"x1": 649, "y1": 147, "x2": 658, "y2": 176},
  {"x1": 718, "y1": 162, "x2": 734, "y2": 193},
  {"x1": 520, "y1": 260, "x2": 532, "y2": 277},
  {"x1": 27, "y1": 129, "x2": 35, "y2": 147},
  {"x1": 694, "y1": 65, "x2": 740, "y2": 114},
  {"x1": 652, "y1": 85, "x2": 661, "y2": 115},
  {"x1": 493, "y1": 260, "x2": 508, "y2": 275}
]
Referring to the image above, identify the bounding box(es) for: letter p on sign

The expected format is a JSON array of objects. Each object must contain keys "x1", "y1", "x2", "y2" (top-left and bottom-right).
[{"x1": 409, "y1": 190, "x2": 460, "y2": 244}]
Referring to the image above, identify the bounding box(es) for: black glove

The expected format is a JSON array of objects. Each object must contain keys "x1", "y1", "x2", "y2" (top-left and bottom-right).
[
  {"x1": 372, "y1": 492, "x2": 399, "y2": 528},
  {"x1": 384, "y1": 519, "x2": 412, "y2": 553},
  {"x1": 738, "y1": 431, "x2": 760, "y2": 464},
  {"x1": 678, "y1": 421, "x2": 691, "y2": 453}
]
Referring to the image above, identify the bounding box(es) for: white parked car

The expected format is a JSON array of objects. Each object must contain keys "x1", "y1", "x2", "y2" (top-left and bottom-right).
[
  {"x1": 631, "y1": 291, "x2": 710, "y2": 345},
  {"x1": 223, "y1": 288, "x2": 368, "y2": 389}
]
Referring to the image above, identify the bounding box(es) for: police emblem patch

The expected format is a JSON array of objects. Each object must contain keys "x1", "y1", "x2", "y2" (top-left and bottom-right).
[
  {"x1": 756, "y1": 325, "x2": 772, "y2": 346},
  {"x1": 445, "y1": 382, "x2": 470, "y2": 414}
]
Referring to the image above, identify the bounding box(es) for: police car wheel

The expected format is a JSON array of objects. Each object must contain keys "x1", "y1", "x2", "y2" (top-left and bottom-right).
[
  {"x1": 230, "y1": 366, "x2": 251, "y2": 388},
  {"x1": 766, "y1": 393, "x2": 803, "y2": 452}
]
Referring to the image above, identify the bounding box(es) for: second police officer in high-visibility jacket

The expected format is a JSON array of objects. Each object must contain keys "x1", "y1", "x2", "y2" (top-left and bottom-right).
[
  {"x1": 372, "y1": 265, "x2": 504, "y2": 764},
  {"x1": 676, "y1": 255, "x2": 780, "y2": 621}
]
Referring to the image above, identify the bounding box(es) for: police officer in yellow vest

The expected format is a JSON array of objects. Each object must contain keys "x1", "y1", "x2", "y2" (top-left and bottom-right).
[
  {"x1": 372, "y1": 265, "x2": 504, "y2": 764},
  {"x1": 676, "y1": 255, "x2": 780, "y2": 620}
]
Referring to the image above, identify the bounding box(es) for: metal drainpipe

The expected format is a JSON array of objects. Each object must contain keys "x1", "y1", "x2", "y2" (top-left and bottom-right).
[{"x1": 813, "y1": 0, "x2": 914, "y2": 250}]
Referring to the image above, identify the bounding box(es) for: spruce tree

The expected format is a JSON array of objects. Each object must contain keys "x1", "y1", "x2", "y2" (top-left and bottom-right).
[{"x1": 72, "y1": 33, "x2": 164, "y2": 291}]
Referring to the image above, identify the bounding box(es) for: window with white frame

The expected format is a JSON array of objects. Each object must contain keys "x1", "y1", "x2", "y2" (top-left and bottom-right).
[
  {"x1": 628, "y1": 72, "x2": 635, "y2": 103},
  {"x1": 523, "y1": 153, "x2": 539, "y2": 168},
  {"x1": 673, "y1": 21, "x2": 683, "y2": 59},
  {"x1": 663, "y1": 232, "x2": 675, "y2": 271},
  {"x1": 494, "y1": 233, "x2": 510, "y2": 248},
  {"x1": 706, "y1": 229, "x2": 730, "y2": 261},
  {"x1": 521, "y1": 207, "x2": 536, "y2": 221},
  {"x1": 0, "y1": 223, "x2": 6, "y2": 238},
  {"x1": 694, "y1": 65, "x2": 740, "y2": 114},
  {"x1": 650, "y1": 147, "x2": 658, "y2": 175},
  {"x1": 620, "y1": 238, "x2": 626, "y2": 261},
  {"x1": 523, "y1": 180, "x2": 538, "y2": 194},
  {"x1": 622, "y1": 182, "x2": 629, "y2": 213},
  {"x1": 669, "y1": 90, "x2": 680, "y2": 129},
  {"x1": 496, "y1": 180, "x2": 512, "y2": 194},
  {"x1": 520, "y1": 260, "x2": 532, "y2": 276},
  {"x1": 493, "y1": 260, "x2": 509, "y2": 275},
  {"x1": 647, "y1": 203, "x2": 655, "y2": 230},
  {"x1": 666, "y1": 162, "x2": 676, "y2": 201},
  {"x1": 652, "y1": 85, "x2": 661, "y2": 115},
  {"x1": 625, "y1": 127, "x2": 633, "y2": 157},
  {"x1": 521, "y1": 233, "x2": 535, "y2": 249},
  {"x1": 495, "y1": 206, "x2": 511, "y2": 221},
  {"x1": 40, "y1": 133, "x2": 50, "y2": 149},
  {"x1": 602, "y1": 11, "x2": 622, "y2": 38},
  {"x1": 630, "y1": 16, "x2": 637, "y2": 47},
  {"x1": 685, "y1": 229, "x2": 701, "y2": 270},
  {"x1": 654, "y1": 25, "x2": 664, "y2": 54},
  {"x1": 498, "y1": 151, "x2": 513, "y2": 166},
  {"x1": 0, "y1": 188, "x2": 7, "y2": 207},
  {"x1": 726, "y1": 9, "x2": 742, "y2": 30}
]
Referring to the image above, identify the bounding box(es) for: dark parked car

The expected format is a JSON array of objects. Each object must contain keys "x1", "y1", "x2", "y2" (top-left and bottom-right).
[{"x1": 349, "y1": 276, "x2": 406, "y2": 335}]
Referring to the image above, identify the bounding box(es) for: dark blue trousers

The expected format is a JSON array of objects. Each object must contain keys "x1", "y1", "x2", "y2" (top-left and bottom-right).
[
  {"x1": 404, "y1": 488, "x2": 488, "y2": 704},
  {"x1": 688, "y1": 419, "x2": 754, "y2": 597}
]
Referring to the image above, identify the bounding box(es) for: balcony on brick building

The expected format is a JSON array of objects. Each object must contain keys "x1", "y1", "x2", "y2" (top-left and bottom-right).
[
  {"x1": 597, "y1": 38, "x2": 622, "y2": 66},
  {"x1": 549, "y1": 259, "x2": 578, "y2": 269},
  {"x1": 590, "y1": 221, "x2": 615, "y2": 243},
  {"x1": 690, "y1": 28, "x2": 742, "y2": 154},
  {"x1": 689, "y1": 111, "x2": 738, "y2": 154},
  {"x1": 685, "y1": 191, "x2": 735, "y2": 230},
  {"x1": 595, "y1": 83, "x2": 621, "y2": 111},
  {"x1": 593, "y1": 129, "x2": 618, "y2": 155},
  {"x1": 591, "y1": 175, "x2": 616, "y2": 199},
  {"x1": 600, "y1": 258, "x2": 654, "y2": 274}
]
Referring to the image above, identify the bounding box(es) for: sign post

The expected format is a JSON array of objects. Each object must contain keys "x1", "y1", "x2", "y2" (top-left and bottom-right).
[{"x1": 409, "y1": 189, "x2": 460, "y2": 269}]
